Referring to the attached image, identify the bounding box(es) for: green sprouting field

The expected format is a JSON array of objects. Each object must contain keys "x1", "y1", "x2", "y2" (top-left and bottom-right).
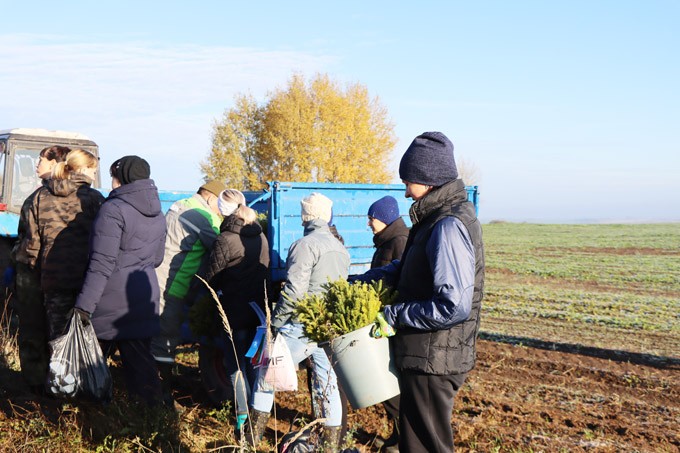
[{"x1": 480, "y1": 223, "x2": 680, "y2": 358}]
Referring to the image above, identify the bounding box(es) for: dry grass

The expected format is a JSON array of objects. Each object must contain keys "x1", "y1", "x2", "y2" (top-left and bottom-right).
[
  {"x1": 0, "y1": 288, "x2": 246, "y2": 452},
  {"x1": 0, "y1": 284, "x2": 334, "y2": 452},
  {"x1": 1, "y1": 290, "x2": 19, "y2": 371}
]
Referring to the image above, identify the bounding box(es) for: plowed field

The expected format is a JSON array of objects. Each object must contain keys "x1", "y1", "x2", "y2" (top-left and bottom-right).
[
  {"x1": 1, "y1": 223, "x2": 677, "y2": 452},
  {"x1": 263, "y1": 338, "x2": 679, "y2": 452}
]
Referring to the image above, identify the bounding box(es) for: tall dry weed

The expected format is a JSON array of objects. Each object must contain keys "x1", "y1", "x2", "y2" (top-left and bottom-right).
[{"x1": 0, "y1": 290, "x2": 20, "y2": 370}]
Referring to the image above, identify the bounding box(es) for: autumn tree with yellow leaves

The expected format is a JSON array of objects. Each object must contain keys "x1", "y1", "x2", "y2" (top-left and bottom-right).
[{"x1": 201, "y1": 74, "x2": 396, "y2": 189}]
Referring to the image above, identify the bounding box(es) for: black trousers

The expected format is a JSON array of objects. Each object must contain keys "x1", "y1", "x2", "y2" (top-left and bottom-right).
[
  {"x1": 44, "y1": 290, "x2": 78, "y2": 341},
  {"x1": 383, "y1": 394, "x2": 400, "y2": 421},
  {"x1": 100, "y1": 338, "x2": 162, "y2": 405},
  {"x1": 15, "y1": 263, "x2": 49, "y2": 387},
  {"x1": 399, "y1": 370, "x2": 468, "y2": 452},
  {"x1": 221, "y1": 328, "x2": 257, "y2": 407}
]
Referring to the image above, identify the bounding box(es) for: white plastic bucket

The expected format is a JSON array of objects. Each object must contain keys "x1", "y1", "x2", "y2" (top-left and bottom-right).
[{"x1": 324, "y1": 324, "x2": 400, "y2": 409}]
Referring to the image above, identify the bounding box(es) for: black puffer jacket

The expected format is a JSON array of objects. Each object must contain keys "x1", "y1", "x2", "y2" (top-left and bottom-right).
[
  {"x1": 371, "y1": 217, "x2": 409, "y2": 269},
  {"x1": 203, "y1": 215, "x2": 270, "y2": 329}
]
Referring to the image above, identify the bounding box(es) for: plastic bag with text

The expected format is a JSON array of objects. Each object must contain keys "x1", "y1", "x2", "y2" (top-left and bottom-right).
[
  {"x1": 255, "y1": 333, "x2": 298, "y2": 392},
  {"x1": 46, "y1": 314, "x2": 112, "y2": 401}
]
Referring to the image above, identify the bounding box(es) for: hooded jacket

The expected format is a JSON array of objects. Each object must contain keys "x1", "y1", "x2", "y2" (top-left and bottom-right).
[
  {"x1": 271, "y1": 219, "x2": 350, "y2": 329},
  {"x1": 155, "y1": 193, "x2": 222, "y2": 300},
  {"x1": 75, "y1": 179, "x2": 166, "y2": 340},
  {"x1": 18, "y1": 175, "x2": 104, "y2": 292},
  {"x1": 371, "y1": 217, "x2": 409, "y2": 269},
  {"x1": 203, "y1": 215, "x2": 270, "y2": 330}
]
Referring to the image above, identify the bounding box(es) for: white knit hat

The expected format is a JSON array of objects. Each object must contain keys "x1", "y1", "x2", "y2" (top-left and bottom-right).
[{"x1": 300, "y1": 192, "x2": 333, "y2": 223}]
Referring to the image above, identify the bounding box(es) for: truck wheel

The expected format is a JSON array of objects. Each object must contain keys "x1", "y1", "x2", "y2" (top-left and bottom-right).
[{"x1": 198, "y1": 344, "x2": 231, "y2": 405}]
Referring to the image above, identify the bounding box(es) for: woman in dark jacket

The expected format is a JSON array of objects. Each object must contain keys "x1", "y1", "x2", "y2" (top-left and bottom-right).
[
  {"x1": 368, "y1": 195, "x2": 409, "y2": 269},
  {"x1": 21, "y1": 149, "x2": 105, "y2": 341},
  {"x1": 367, "y1": 195, "x2": 409, "y2": 449},
  {"x1": 10, "y1": 145, "x2": 70, "y2": 393},
  {"x1": 202, "y1": 188, "x2": 269, "y2": 406},
  {"x1": 74, "y1": 156, "x2": 167, "y2": 405}
]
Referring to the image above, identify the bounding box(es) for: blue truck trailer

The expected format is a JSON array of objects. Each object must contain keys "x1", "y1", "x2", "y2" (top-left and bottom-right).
[{"x1": 244, "y1": 181, "x2": 478, "y2": 282}]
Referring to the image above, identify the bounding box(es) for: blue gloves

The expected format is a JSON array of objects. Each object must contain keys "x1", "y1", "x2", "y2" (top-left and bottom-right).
[{"x1": 371, "y1": 312, "x2": 396, "y2": 338}]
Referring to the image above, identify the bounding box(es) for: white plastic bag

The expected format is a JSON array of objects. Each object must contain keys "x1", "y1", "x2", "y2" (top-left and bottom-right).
[
  {"x1": 46, "y1": 314, "x2": 112, "y2": 401},
  {"x1": 256, "y1": 333, "x2": 298, "y2": 392}
]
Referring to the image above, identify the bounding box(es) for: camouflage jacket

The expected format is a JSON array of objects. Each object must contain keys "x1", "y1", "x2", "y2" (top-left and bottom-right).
[
  {"x1": 20, "y1": 174, "x2": 104, "y2": 292},
  {"x1": 11, "y1": 180, "x2": 48, "y2": 266}
]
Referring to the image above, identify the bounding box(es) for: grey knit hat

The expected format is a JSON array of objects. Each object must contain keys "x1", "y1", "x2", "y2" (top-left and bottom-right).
[
  {"x1": 398, "y1": 131, "x2": 457, "y2": 187},
  {"x1": 300, "y1": 192, "x2": 333, "y2": 223}
]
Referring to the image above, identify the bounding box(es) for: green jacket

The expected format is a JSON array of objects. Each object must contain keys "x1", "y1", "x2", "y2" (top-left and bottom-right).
[{"x1": 155, "y1": 194, "x2": 221, "y2": 299}]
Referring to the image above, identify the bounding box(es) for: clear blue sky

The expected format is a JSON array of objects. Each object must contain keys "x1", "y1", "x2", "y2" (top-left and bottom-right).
[{"x1": 1, "y1": 1, "x2": 678, "y2": 223}]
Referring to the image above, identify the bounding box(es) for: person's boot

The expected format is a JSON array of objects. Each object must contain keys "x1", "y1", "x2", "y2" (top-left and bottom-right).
[
  {"x1": 242, "y1": 409, "x2": 270, "y2": 447},
  {"x1": 157, "y1": 361, "x2": 179, "y2": 410},
  {"x1": 321, "y1": 425, "x2": 343, "y2": 452},
  {"x1": 383, "y1": 418, "x2": 399, "y2": 450}
]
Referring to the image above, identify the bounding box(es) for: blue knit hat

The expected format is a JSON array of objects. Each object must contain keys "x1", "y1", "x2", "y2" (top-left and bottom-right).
[
  {"x1": 399, "y1": 131, "x2": 457, "y2": 187},
  {"x1": 368, "y1": 196, "x2": 400, "y2": 225}
]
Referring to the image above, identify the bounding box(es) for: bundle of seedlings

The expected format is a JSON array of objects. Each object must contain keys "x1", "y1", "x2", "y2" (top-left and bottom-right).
[{"x1": 294, "y1": 279, "x2": 397, "y2": 343}]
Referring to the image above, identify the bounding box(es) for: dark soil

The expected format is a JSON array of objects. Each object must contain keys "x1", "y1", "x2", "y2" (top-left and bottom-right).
[
  {"x1": 269, "y1": 339, "x2": 679, "y2": 452},
  {"x1": 1, "y1": 338, "x2": 677, "y2": 452}
]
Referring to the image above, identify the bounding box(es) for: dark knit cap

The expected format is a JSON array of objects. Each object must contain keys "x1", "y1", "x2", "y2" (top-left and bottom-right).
[
  {"x1": 110, "y1": 155, "x2": 151, "y2": 185},
  {"x1": 398, "y1": 131, "x2": 457, "y2": 187},
  {"x1": 368, "y1": 196, "x2": 400, "y2": 226}
]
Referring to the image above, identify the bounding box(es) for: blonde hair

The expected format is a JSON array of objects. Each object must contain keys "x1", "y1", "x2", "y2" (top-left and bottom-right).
[
  {"x1": 219, "y1": 189, "x2": 257, "y2": 225},
  {"x1": 52, "y1": 149, "x2": 98, "y2": 181}
]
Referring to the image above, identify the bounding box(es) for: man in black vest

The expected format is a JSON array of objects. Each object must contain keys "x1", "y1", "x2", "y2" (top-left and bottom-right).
[{"x1": 356, "y1": 131, "x2": 485, "y2": 452}]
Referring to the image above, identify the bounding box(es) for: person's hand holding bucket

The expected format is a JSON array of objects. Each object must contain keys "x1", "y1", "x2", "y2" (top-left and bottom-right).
[{"x1": 371, "y1": 312, "x2": 396, "y2": 338}]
